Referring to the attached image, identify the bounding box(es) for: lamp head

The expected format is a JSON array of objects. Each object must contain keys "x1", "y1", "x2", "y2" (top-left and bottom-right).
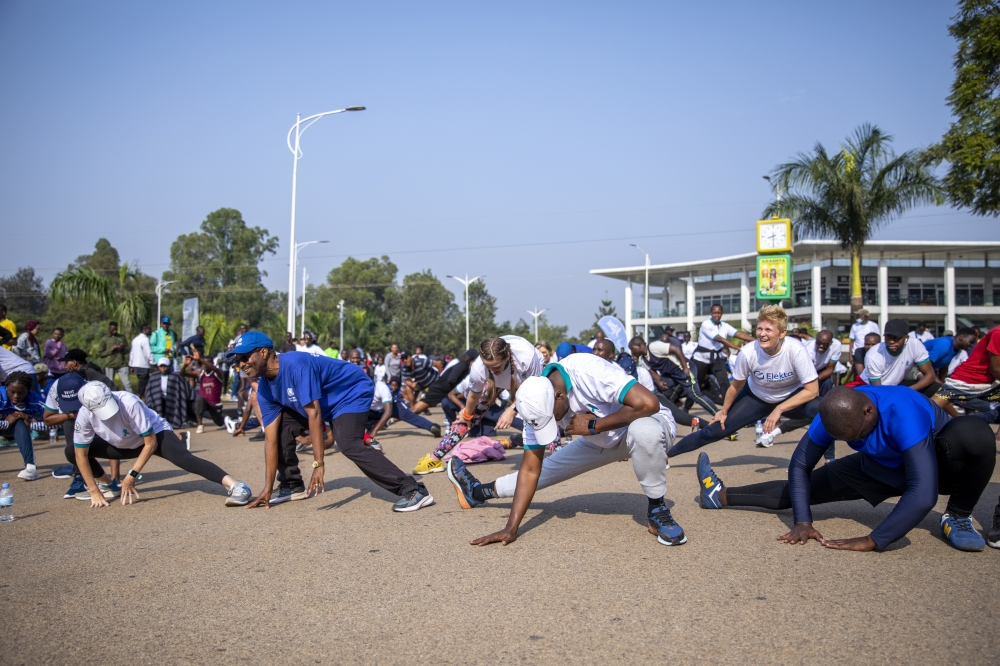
[{"x1": 345, "y1": 106, "x2": 366, "y2": 111}]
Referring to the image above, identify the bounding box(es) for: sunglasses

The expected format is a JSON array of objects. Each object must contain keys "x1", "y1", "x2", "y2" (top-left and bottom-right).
[{"x1": 235, "y1": 349, "x2": 261, "y2": 366}]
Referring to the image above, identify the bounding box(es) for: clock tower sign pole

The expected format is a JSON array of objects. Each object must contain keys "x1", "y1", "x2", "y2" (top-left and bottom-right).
[{"x1": 755, "y1": 217, "x2": 794, "y2": 308}]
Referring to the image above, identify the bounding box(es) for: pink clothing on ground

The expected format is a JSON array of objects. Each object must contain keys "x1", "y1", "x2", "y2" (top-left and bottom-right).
[{"x1": 442, "y1": 436, "x2": 506, "y2": 464}]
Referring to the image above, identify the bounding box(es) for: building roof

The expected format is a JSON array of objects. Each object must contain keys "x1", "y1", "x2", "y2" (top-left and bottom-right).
[{"x1": 589, "y1": 240, "x2": 1000, "y2": 283}]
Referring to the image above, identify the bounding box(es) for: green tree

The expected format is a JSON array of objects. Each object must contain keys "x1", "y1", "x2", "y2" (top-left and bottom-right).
[
  {"x1": 309, "y1": 256, "x2": 399, "y2": 351},
  {"x1": 0, "y1": 267, "x2": 49, "y2": 320},
  {"x1": 391, "y1": 270, "x2": 459, "y2": 353},
  {"x1": 499, "y1": 314, "x2": 568, "y2": 345},
  {"x1": 927, "y1": 0, "x2": 1000, "y2": 216},
  {"x1": 465, "y1": 279, "x2": 500, "y2": 350},
  {"x1": 162, "y1": 208, "x2": 279, "y2": 326},
  {"x1": 345, "y1": 309, "x2": 375, "y2": 351},
  {"x1": 306, "y1": 311, "x2": 338, "y2": 347},
  {"x1": 764, "y1": 124, "x2": 943, "y2": 311}
]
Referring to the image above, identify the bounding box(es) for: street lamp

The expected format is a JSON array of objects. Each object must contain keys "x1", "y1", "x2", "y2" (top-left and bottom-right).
[
  {"x1": 289, "y1": 239, "x2": 328, "y2": 332},
  {"x1": 155, "y1": 279, "x2": 177, "y2": 325},
  {"x1": 337, "y1": 300, "x2": 345, "y2": 352},
  {"x1": 285, "y1": 106, "x2": 365, "y2": 333},
  {"x1": 447, "y1": 274, "x2": 482, "y2": 350},
  {"x1": 763, "y1": 175, "x2": 783, "y2": 201},
  {"x1": 299, "y1": 266, "x2": 309, "y2": 338},
  {"x1": 630, "y1": 244, "x2": 650, "y2": 342},
  {"x1": 527, "y1": 308, "x2": 547, "y2": 343}
]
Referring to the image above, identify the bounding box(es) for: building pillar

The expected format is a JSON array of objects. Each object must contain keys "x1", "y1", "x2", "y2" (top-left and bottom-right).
[
  {"x1": 740, "y1": 268, "x2": 751, "y2": 331},
  {"x1": 878, "y1": 255, "x2": 889, "y2": 332},
  {"x1": 686, "y1": 272, "x2": 696, "y2": 335},
  {"x1": 625, "y1": 280, "x2": 633, "y2": 338},
  {"x1": 811, "y1": 252, "x2": 822, "y2": 331},
  {"x1": 945, "y1": 256, "x2": 956, "y2": 333}
]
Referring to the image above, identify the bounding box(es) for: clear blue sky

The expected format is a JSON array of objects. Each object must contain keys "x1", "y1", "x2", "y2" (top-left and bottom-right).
[{"x1": 0, "y1": 1, "x2": 990, "y2": 335}]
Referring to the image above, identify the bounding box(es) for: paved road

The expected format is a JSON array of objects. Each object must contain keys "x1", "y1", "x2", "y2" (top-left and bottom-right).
[{"x1": 2, "y1": 417, "x2": 998, "y2": 664}]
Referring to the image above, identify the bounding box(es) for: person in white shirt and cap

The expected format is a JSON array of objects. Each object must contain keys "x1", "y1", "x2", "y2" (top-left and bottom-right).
[{"x1": 446, "y1": 352, "x2": 686, "y2": 547}]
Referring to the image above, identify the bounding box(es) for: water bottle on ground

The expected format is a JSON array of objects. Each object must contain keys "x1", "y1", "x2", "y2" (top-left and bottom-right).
[
  {"x1": 0, "y1": 483, "x2": 13, "y2": 522},
  {"x1": 755, "y1": 420, "x2": 764, "y2": 438},
  {"x1": 691, "y1": 417, "x2": 700, "y2": 432},
  {"x1": 49, "y1": 427, "x2": 58, "y2": 442}
]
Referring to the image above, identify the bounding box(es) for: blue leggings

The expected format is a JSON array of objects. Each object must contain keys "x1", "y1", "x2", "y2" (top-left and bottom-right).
[
  {"x1": 6, "y1": 419, "x2": 34, "y2": 466},
  {"x1": 667, "y1": 385, "x2": 821, "y2": 457}
]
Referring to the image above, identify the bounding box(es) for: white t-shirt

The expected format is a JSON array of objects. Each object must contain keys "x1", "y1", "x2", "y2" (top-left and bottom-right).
[
  {"x1": 636, "y1": 366, "x2": 656, "y2": 392},
  {"x1": 693, "y1": 319, "x2": 738, "y2": 363},
  {"x1": 524, "y1": 354, "x2": 675, "y2": 449},
  {"x1": 129, "y1": 333, "x2": 153, "y2": 369},
  {"x1": 732, "y1": 337, "x2": 818, "y2": 402},
  {"x1": 369, "y1": 381, "x2": 394, "y2": 411},
  {"x1": 295, "y1": 344, "x2": 327, "y2": 357},
  {"x1": 909, "y1": 330, "x2": 934, "y2": 343},
  {"x1": 468, "y1": 335, "x2": 543, "y2": 393},
  {"x1": 803, "y1": 338, "x2": 843, "y2": 372},
  {"x1": 0, "y1": 346, "x2": 35, "y2": 382},
  {"x1": 681, "y1": 341, "x2": 697, "y2": 360},
  {"x1": 861, "y1": 339, "x2": 930, "y2": 386},
  {"x1": 44, "y1": 376, "x2": 65, "y2": 413},
  {"x1": 374, "y1": 364, "x2": 386, "y2": 383},
  {"x1": 849, "y1": 320, "x2": 881, "y2": 355},
  {"x1": 948, "y1": 349, "x2": 969, "y2": 377},
  {"x1": 74, "y1": 392, "x2": 171, "y2": 450}
]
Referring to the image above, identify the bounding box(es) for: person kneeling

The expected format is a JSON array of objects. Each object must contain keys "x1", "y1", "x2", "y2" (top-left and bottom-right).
[{"x1": 695, "y1": 386, "x2": 996, "y2": 552}]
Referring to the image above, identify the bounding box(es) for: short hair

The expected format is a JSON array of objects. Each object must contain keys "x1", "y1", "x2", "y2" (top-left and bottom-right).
[
  {"x1": 53, "y1": 327, "x2": 64, "y2": 334},
  {"x1": 109, "y1": 321, "x2": 118, "y2": 327},
  {"x1": 594, "y1": 339, "x2": 615, "y2": 355},
  {"x1": 710, "y1": 303, "x2": 723, "y2": 311},
  {"x1": 628, "y1": 335, "x2": 645, "y2": 351},
  {"x1": 956, "y1": 327, "x2": 977, "y2": 338},
  {"x1": 756, "y1": 304, "x2": 788, "y2": 332},
  {"x1": 819, "y1": 387, "x2": 868, "y2": 439},
  {"x1": 864, "y1": 332, "x2": 881, "y2": 343}
]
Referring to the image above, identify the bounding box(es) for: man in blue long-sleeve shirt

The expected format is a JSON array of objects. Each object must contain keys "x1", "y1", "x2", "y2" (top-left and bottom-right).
[{"x1": 694, "y1": 386, "x2": 996, "y2": 552}]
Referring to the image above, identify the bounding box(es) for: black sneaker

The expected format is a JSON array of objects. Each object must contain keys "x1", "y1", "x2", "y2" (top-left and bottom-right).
[
  {"x1": 249, "y1": 429, "x2": 265, "y2": 442},
  {"x1": 430, "y1": 424, "x2": 442, "y2": 438},
  {"x1": 988, "y1": 505, "x2": 1000, "y2": 550}
]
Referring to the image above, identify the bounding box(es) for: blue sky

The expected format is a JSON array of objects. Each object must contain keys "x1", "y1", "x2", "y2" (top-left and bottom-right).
[{"x1": 0, "y1": 1, "x2": 990, "y2": 334}]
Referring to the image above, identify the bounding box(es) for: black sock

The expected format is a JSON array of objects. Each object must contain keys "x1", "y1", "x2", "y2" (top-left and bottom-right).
[
  {"x1": 648, "y1": 496, "x2": 665, "y2": 513},
  {"x1": 471, "y1": 481, "x2": 498, "y2": 502}
]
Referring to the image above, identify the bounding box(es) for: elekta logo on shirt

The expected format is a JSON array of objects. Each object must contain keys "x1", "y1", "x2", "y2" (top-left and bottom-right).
[
  {"x1": 286, "y1": 387, "x2": 298, "y2": 403},
  {"x1": 753, "y1": 370, "x2": 795, "y2": 382}
]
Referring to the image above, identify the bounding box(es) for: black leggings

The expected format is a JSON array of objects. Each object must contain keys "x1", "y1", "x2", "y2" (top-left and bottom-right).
[
  {"x1": 727, "y1": 417, "x2": 996, "y2": 519},
  {"x1": 692, "y1": 358, "x2": 728, "y2": 405},
  {"x1": 68, "y1": 430, "x2": 227, "y2": 484}
]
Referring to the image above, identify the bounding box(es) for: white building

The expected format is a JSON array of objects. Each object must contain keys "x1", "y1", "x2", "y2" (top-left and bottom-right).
[{"x1": 591, "y1": 240, "x2": 1000, "y2": 338}]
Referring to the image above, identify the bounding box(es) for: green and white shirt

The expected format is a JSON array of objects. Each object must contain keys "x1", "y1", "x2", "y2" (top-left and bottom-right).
[{"x1": 74, "y1": 392, "x2": 171, "y2": 450}]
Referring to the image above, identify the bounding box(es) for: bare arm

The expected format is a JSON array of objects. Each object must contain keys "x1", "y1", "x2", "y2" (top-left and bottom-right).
[
  {"x1": 817, "y1": 361, "x2": 835, "y2": 382},
  {"x1": 909, "y1": 361, "x2": 936, "y2": 393},
  {"x1": 368, "y1": 403, "x2": 393, "y2": 438},
  {"x1": 668, "y1": 344, "x2": 690, "y2": 374},
  {"x1": 763, "y1": 379, "x2": 819, "y2": 434}
]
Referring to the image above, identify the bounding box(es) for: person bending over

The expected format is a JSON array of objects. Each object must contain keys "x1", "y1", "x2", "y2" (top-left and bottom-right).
[
  {"x1": 695, "y1": 386, "x2": 996, "y2": 552},
  {"x1": 691, "y1": 304, "x2": 755, "y2": 403},
  {"x1": 856, "y1": 319, "x2": 936, "y2": 398},
  {"x1": 626, "y1": 337, "x2": 717, "y2": 426},
  {"x1": 446, "y1": 353, "x2": 685, "y2": 547}
]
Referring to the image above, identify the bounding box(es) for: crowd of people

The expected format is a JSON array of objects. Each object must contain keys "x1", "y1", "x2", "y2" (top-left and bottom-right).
[{"x1": 1, "y1": 300, "x2": 998, "y2": 554}]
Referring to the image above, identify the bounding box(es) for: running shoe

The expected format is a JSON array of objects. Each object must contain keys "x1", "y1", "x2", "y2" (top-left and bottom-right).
[
  {"x1": 249, "y1": 430, "x2": 265, "y2": 442},
  {"x1": 446, "y1": 457, "x2": 482, "y2": 509},
  {"x1": 725, "y1": 432, "x2": 739, "y2": 441},
  {"x1": 941, "y1": 514, "x2": 985, "y2": 552},
  {"x1": 51, "y1": 464, "x2": 74, "y2": 479},
  {"x1": 225, "y1": 481, "x2": 252, "y2": 507},
  {"x1": 103, "y1": 479, "x2": 122, "y2": 498},
  {"x1": 430, "y1": 424, "x2": 442, "y2": 438},
  {"x1": 696, "y1": 452, "x2": 725, "y2": 509},
  {"x1": 647, "y1": 502, "x2": 687, "y2": 546},
  {"x1": 413, "y1": 453, "x2": 444, "y2": 475},
  {"x1": 392, "y1": 489, "x2": 435, "y2": 512},
  {"x1": 755, "y1": 431, "x2": 776, "y2": 448},
  {"x1": 224, "y1": 416, "x2": 236, "y2": 434},
  {"x1": 196, "y1": 425, "x2": 204, "y2": 434},
  {"x1": 368, "y1": 439, "x2": 383, "y2": 452},
  {"x1": 17, "y1": 464, "x2": 38, "y2": 481},
  {"x1": 987, "y1": 506, "x2": 1000, "y2": 550},
  {"x1": 295, "y1": 443, "x2": 312, "y2": 453},
  {"x1": 270, "y1": 487, "x2": 306, "y2": 505},
  {"x1": 76, "y1": 482, "x2": 117, "y2": 501},
  {"x1": 63, "y1": 474, "x2": 88, "y2": 499}
]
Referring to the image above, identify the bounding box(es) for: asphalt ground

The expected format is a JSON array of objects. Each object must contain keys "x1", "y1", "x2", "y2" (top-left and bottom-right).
[{"x1": 2, "y1": 412, "x2": 999, "y2": 665}]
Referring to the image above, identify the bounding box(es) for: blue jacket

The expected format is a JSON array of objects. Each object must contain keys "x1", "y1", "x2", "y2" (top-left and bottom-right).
[{"x1": 0, "y1": 386, "x2": 45, "y2": 420}]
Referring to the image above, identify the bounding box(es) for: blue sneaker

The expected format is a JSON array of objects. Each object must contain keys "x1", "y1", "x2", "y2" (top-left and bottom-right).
[
  {"x1": 941, "y1": 514, "x2": 985, "y2": 552},
  {"x1": 270, "y1": 487, "x2": 307, "y2": 505},
  {"x1": 63, "y1": 475, "x2": 88, "y2": 499},
  {"x1": 648, "y1": 502, "x2": 687, "y2": 546},
  {"x1": 392, "y1": 488, "x2": 435, "y2": 512},
  {"x1": 446, "y1": 457, "x2": 482, "y2": 509},
  {"x1": 51, "y1": 465, "x2": 74, "y2": 479},
  {"x1": 696, "y1": 452, "x2": 725, "y2": 509},
  {"x1": 103, "y1": 479, "x2": 122, "y2": 498},
  {"x1": 225, "y1": 481, "x2": 252, "y2": 507}
]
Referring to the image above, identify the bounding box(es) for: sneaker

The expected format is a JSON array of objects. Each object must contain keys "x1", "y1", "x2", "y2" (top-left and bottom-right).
[
  {"x1": 185, "y1": 431, "x2": 191, "y2": 450},
  {"x1": 17, "y1": 464, "x2": 39, "y2": 481},
  {"x1": 430, "y1": 424, "x2": 442, "y2": 438},
  {"x1": 413, "y1": 453, "x2": 444, "y2": 475},
  {"x1": 647, "y1": 502, "x2": 687, "y2": 546},
  {"x1": 102, "y1": 479, "x2": 122, "y2": 498},
  {"x1": 725, "y1": 432, "x2": 739, "y2": 441},
  {"x1": 225, "y1": 481, "x2": 252, "y2": 506},
  {"x1": 392, "y1": 488, "x2": 435, "y2": 512},
  {"x1": 196, "y1": 425, "x2": 204, "y2": 434},
  {"x1": 224, "y1": 416, "x2": 236, "y2": 434},
  {"x1": 63, "y1": 475, "x2": 88, "y2": 499},
  {"x1": 270, "y1": 487, "x2": 306, "y2": 505},
  {"x1": 250, "y1": 430, "x2": 265, "y2": 442},
  {"x1": 51, "y1": 464, "x2": 74, "y2": 479},
  {"x1": 987, "y1": 506, "x2": 1000, "y2": 549},
  {"x1": 696, "y1": 452, "x2": 725, "y2": 509},
  {"x1": 497, "y1": 436, "x2": 512, "y2": 449},
  {"x1": 446, "y1": 457, "x2": 482, "y2": 509},
  {"x1": 941, "y1": 514, "x2": 985, "y2": 552},
  {"x1": 368, "y1": 439, "x2": 383, "y2": 452},
  {"x1": 295, "y1": 443, "x2": 312, "y2": 453},
  {"x1": 755, "y1": 431, "x2": 777, "y2": 448}
]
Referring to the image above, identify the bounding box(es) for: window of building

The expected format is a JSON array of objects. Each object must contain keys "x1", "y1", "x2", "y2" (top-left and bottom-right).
[
  {"x1": 908, "y1": 283, "x2": 944, "y2": 306},
  {"x1": 695, "y1": 294, "x2": 742, "y2": 316},
  {"x1": 955, "y1": 284, "x2": 985, "y2": 306}
]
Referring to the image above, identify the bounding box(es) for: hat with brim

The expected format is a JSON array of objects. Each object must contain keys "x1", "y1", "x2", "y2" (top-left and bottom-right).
[
  {"x1": 79, "y1": 381, "x2": 120, "y2": 420},
  {"x1": 515, "y1": 376, "x2": 559, "y2": 445},
  {"x1": 56, "y1": 373, "x2": 85, "y2": 412}
]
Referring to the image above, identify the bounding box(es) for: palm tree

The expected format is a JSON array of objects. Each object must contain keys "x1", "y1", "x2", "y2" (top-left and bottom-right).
[
  {"x1": 763, "y1": 124, "x2": 944, "y2": 311},
  {"x1": 306, "y1": 311, "x2": 337, "y2": 346},
  {"x1": 345, "y1": 308, "x2": 374, "y2": 351},
  {"x1": 50, "y1": 264, "x2": 152, "y2": 336}
]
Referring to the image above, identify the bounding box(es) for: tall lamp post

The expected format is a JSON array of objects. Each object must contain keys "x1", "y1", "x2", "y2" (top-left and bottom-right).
[
  {"x1": 289, "y1": 239, "x2": 327, "y2": 333},
  {"x1": 299, "y1": 267, "x2": 309, "y2": 338},
  {"x1": 155, "y1": 279, "x2": 177, "y2": 325},
  {"x1": 285, "y1": 106, "x2": 365, "y2": 333},
  {"x1": 630, "y1": 244, "x2": 650, "y2": 342},
  {"x1": 337, "y1": 300, "x2": 345, "y2": 352},
  {"x1": 527, "y1": 307, "x2": 547, "y2": 343},
  {"x1": 448, "y1": 274, "x2": 482, "y2": 350}
]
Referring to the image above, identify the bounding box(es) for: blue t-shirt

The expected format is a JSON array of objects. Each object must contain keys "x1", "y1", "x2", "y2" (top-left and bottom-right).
[
  {"x1": 922, "y1": 336, "x2": 956, "y2": 369},
  {"x1": 806, "y1": 385, "x2": 948, "y2": 469},
  {"x1": 256, "y1": 352, "x2": 374, "y2": 427}
]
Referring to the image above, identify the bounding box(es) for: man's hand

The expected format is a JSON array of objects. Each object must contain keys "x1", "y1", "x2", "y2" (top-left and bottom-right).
[
  {"x1": 822, "y1": 535, "x2": 877, "y2": 551},
  {"x1": 710, "y1": 409, "x2": 728, "y2": 431},
  {"x1": 246, "y1": 491, "x2": 271, "y2": 509},
  {"x1": 565, "y1": 413, "x2": 593, "y2": 436},
  {"x1": 232, "y1": 424, "x2": 245, "y2": 437},
  {"x1": 763, "y1": 407, "x2": 783, "y2": 434},
  {"x1": 120, "y1": 475, "x2": 140, "y2": 505},
  {"x1": 778, "y1": 522, "x2": 824, "y2": 545},
  {"x1": 307, "y1": 467, "x2": 325, "y2": 498},
  {"x1": 470, "y1": 527, "x2": 518, "y2": 546},
  {"x1": 495, "y1": 407, "x2": 517, "y2": 431},
  {"x1": 89, "y1": 486, "x2": 109, "y2": 509}
]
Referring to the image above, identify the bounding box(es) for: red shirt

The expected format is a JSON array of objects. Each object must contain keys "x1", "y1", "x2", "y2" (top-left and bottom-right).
[
  {"x1": 198, "y1": 369, "x2": 223, "y2": 404},
  {"x1": 949, "y1": 326, "x2": 1000, "y2": 385}
]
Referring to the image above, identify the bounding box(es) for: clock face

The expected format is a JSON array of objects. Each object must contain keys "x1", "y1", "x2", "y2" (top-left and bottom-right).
[{"x1": 759, "y1": 223, "x2": 787, "y2": 250}]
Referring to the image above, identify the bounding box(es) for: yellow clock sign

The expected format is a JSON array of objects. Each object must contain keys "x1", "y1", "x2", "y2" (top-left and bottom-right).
[{"x1": 756, "y1": 218, "x2": 792, "y2": 254}]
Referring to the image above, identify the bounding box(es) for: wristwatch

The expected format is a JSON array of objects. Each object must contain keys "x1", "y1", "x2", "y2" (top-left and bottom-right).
[
  {"x1": 587, "y1": 419, "x2": 598, "y2": 436},
  {"x1": 128, "y1": 469, "x2": 142, "y2": 480},
  {"x1": 311, "y1": 460, "x2": 324, "y2": 469}
]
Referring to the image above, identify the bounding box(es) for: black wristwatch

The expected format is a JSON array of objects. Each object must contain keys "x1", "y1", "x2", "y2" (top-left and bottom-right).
[
  {"x1": 587, "y1": 419, "x2": 598, "y2": 436},
  {"x1": 128, "y1": 469, "x2": 142, "y2": 480}
]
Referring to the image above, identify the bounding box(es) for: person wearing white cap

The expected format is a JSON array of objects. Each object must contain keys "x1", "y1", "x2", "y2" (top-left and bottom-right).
[
  {"x1": 68, "y1": 381, "x2": 252, "y2": 508},
  {"x1": 446, "y1": 352, "x2": 686, "y2": 547}
]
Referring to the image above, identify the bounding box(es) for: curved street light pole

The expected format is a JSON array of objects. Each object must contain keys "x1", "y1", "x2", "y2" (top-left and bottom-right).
[
  {"x1": 527, "y1": 308, "x2": 547, "y2": 343},
  {"x1": 630, "y1": 244, "x2": 650, "y2": 342},
  {"x1": 448, "y1": 274, "x2": 482, "y2": 350},
  {"x1": 286, "y1": 106, "x2": 365, "y2": 333},
  {"x1": 155, "y1": 279, "x2": 177, "y2": 326}
]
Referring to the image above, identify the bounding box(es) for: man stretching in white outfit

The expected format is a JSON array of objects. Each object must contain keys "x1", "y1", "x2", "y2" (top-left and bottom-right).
[{"x1": 446, "y1": 353, "x2": 686, "y2": 547}]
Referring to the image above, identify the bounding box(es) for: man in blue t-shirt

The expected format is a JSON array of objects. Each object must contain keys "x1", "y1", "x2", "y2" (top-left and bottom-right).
[
  {"x1": 694, "y1": 386, "x2": 996, "y2": 552},
  {"x1": 922, "y1": 327, "x2": 977, "y2": 379},
  {"x1": 233, "y1": 331, "x2": 433, "y2": 512}
]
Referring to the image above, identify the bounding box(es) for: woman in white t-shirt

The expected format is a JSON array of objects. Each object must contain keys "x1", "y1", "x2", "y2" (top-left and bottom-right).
[{"x1": 668, "y1": 305, "x2": 821, "y2": 457}]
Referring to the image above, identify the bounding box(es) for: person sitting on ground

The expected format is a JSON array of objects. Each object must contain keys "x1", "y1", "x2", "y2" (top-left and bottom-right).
[
  {"x1": 852, "y1": 332, "x2": 881, "y2": 378},
  {"x1": 144, "y1": 357, "x2": 194, "y2": 428},
  {"x1": 922, "y1": 327, "x2": 978, "y2": 382},
  {"x1": 70, "y1": 381, "x2": 252, "y2": 508},
  {"x1": 400, "y1": 349, "x2": 437, "y2": 406},
  {"x1": 933, "y1": 324, "x2": 1000, "y2": 424},
  {"x1": 355, "y1": 355, "x2": 440, "y2": 445},
  {"x1": 0, "y1": 371, "x2": 45, "y2": 481},
  {"x1": 446, "y1": 353, "x2": 685, "y2": 547},
  {"x1": 182, "y1": 348, "x2": 225, "y2": 433},
  {"x1": 695, "y1": 386, "x2": 998, "y2": 552},
  {"x1": 856, "y1": 319, "x2": 937, "y2": 399}
]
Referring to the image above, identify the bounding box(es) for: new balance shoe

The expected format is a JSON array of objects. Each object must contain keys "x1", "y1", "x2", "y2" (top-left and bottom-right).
[
  {"x1": 941, "y1": 514, "x2": 985, "y2": 552},
  {"x1": 392, "y1": 489, "x2": 435, "y2": 512},
  {"x1": 63, "y1": 475, "x2": 88, "y2": 499},
  {"x1": 51, "y1": 464, "x2": 74, "y2": 479},
  {"x1": 270, "y1": 487, "x2": 307, "y2": 505},
  {"x1": 647, "y1": 502, "x2": 687, "y2": 546},
  {"x1": 17, "y1": 464, "x2": 39, "y2": 481},
  {"x1": 103, "y1": 479, "x2": 122, "y2": 498},
  {"x1": 446, "y1": 457, "x2": 482, "y2": 509},
  {"x1": 225, "y1": 481, "x2": 252, "y2": 507},
  {"x1": 696, "y1": 452, "x2": 725, "y2": 509},
  {"x1": 413, "y1": 453, "x2": 444, "y2": 475},
  {"x1": 987, "y1": 506, "x2": 1000, "y2": 549}
]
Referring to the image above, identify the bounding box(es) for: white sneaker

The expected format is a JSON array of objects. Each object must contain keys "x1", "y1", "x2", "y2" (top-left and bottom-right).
[
  {"x1": 755, "y1": 429, "x2": 780, "y2": 448},
  {"x1": 224, "y1": 416, "x2": 236, "y2": 434},
  {"x1": 185, "y1": 431, "x2": 191, "y2": 450},
  {"x1": 196, "y1": 425, "x2": 205, "y2": 434},
  {"x1": 17, "y1": 464, "x2": 39, "y2": 481}
]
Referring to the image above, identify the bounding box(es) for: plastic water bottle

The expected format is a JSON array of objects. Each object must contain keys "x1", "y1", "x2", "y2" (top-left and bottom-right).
[
  {"x1": 49, "y1": 427, "x2": 58, "y2": 442},
  {"x1": 691, "y1": 417, "x2": 700, "y2": 432},
  {"x1": 755, "y1": 420, "x2": 764, "y2": 438},
  {"x1": 0, "y1": 483, "x2": 13, "y2": 522}
]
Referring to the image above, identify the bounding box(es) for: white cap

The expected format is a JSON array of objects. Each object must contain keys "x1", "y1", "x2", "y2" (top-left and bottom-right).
[
  {"x1": 515, "y1": 376, "x2": 558, "y2": 445},
  {"x1": 156, "y1": 357, "x2": 171, "y2": 367},
  {"x1": 79, "y1": 382, "x2": 120, "y2": 420}
]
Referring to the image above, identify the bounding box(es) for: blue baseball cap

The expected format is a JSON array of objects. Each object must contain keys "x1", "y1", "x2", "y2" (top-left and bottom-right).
[
  {"x1": 56, "y1": 373, "x2": 86, "y2": 412},
  {"x1": 161, "y1": 316, "x2": 170, "y2": 323},
  {"x1": 616, "y1": 355, "x2": 638, "y2": 379},
  {"x1": 555, "y1": 342, "x2": 573, "y2": 360},
  {"x1": 231, "y1": 331, "x2": 274, "y2": 354}
]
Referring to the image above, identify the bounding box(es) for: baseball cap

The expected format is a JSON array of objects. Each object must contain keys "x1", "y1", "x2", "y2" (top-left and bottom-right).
[
  {"x1": 156, "y1": 357, "x2": 171, "y2": 367},
  {"x1": 230, "y1": 331, "x2": 274, "y2": 354},
  {"x1": 616, "y1": 356, "x2": 638, "y2": 379},
  {"x1": 161, "y1": 316, "x2": 171, "y2": 324},
  {"x1": 854, "y1": 308, "x2": 870, "y2": 318},
  {"x1": 56, "y1": 373, "x2": 85, "y2": 412},
  {"x1": 883, "y1": 319, "x2": 909, "y2": 339},
  {"x1": 515, "y1": 376, "x2": 558, "y2": 445},
  {"x1": 33, "y1": 362, "x2": 48, "y2": 374},
  {"x1": 555, "y1": 342, "x2": 573, "y2": 359},
  {"x1": 79, "y1": 381, "x2": 120, "y2": 419},
  {"x1": 59, "y1": 348, "x2": 88, "y2": 363}
]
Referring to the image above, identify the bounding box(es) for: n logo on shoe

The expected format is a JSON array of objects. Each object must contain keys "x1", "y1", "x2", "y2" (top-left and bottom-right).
[{"x1": 702, "y1": 477, "x2": 714, "y2": 489}]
